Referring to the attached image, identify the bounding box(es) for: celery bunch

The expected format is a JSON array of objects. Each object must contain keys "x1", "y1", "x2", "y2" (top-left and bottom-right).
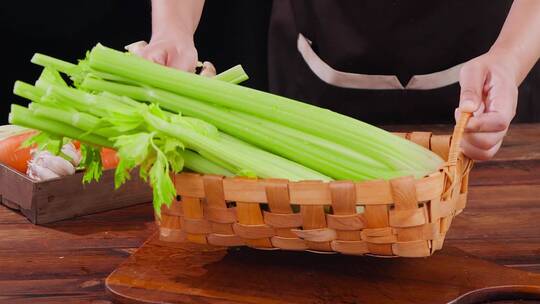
[
  {"x1": 10, "y1": 64, "x2": 329, "y2": 214},
  {"x1": 10, "y1": 44, "x2": 444, "y2": 215},
  {"x1": 84, "y1": 44, "x2": 442, "y2": 175}
]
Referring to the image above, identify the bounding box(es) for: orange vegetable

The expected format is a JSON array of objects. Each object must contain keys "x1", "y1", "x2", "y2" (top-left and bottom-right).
[
  {"x1": 72, "y1": 141, "x2": 81, "y2": 149},
  {"x1": 101, "y1": 148, "x2": 119, "y2": 169},
  {"x1": 0, "y1": 131, "x2": 36, "y2": 173}
]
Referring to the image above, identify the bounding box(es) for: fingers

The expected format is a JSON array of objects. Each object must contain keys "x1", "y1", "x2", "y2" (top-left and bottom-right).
[
  {"x1": 458, "y1": 61, "x2": 488, "y2": 113},
  {"x1": 455, "y1": 104, "x2": 507, "y2": 161},
  {"x1": 167, "y1": 48, "x2": 198, "y2": 73},
  {"x1": 465, "y1": 112, "x2": 511, "y2": 132},
  {"x1": 461, "y1": 138, "x2": 503, "y2": 161},
  {"x1": 461, "y1": 80, "x2": 516, "y2": 133},
  {"x1": 463, "y1": 130, "x2": 506, "y2": 150},
  {"x1": 146, "y1": 48, "x2": 168, "y2": 66},
  {"x1": 455, "y1": 104, "x2": 486, "y2": 124},
  {"x1": 125, "y1": 39, "x2": 198, "y2": 72},
  {"x1": 484, "y1": 73, "x2": 518, "y2": 118}
]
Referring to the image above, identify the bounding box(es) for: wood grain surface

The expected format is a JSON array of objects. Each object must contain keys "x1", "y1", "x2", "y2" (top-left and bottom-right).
[
  {"x1": 106, "y1": 238, "x2": 540, "y2": 304},
  {"x1": 0, "y1": 123, "x2": 538, "y2": 303}
]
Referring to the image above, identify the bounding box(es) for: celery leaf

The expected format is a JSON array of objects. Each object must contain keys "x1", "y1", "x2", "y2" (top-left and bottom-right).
[
  {"x1": 22, "y1": 132, "x2": 62, "y2": 155},
  {"x1": 80, "y1": 144, "x2": 103, "y2": 183},
  {"x1": 112, "y1": 132, "x2": 153, "y2": 188},
  {"x1": 149, "y1": 151, "x2": 176, "y2": 216}
]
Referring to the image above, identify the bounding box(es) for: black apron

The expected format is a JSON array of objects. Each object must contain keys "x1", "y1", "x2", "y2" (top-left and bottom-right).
[{"x1": 268, "y1": 0, "x2": 540, "y2": 124}]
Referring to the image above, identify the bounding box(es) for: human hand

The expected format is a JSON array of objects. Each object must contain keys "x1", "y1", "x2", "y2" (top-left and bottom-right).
[
  {"x1": 456, "y1": 49, "x2": 519, "y2": 160},
  {"x1": 126, "y1": 31, "x2": 198, "y2": 72}
]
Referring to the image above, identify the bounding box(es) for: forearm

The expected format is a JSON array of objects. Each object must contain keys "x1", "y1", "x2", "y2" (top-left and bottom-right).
[
  {"x1": 151, "y1": 0, "x2": 205, "y2": 38},
  {"x1": 490, "y1": 0, "x2": 540, "y2": 84}
]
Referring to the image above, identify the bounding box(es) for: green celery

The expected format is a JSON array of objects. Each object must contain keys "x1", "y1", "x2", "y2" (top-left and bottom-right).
[
  {"x1": 31, "y1": 53, "x2": 138, "y2": 86},
  {"x1": 197, "y1": 150, "x2": 239, "y2": 175},
  {"x1": 16, "y1": 80, "x2": 331, "y2": 181},
  {"x1": 87, "y1": 44, "x2": 442, "y2": 174},
  {"x1": 37, "y1": 67, "x2": 67, "y2": 86},
  {"x1": 80, "y1": 78, "x2": 406, "y2": 180},
  {"x1": 217, "y1": 133, "x2": 335, "y2": 180},
  {"x1": 13, "y1": 81, "x2": 45, "y2": 103},
  {"x1": 9, "y1": 104, "x2": 113, "y2": 148},
  {"x1": 31, "y1": 54, "x2": 79, "y2": 76},
  {"x1": 142, "y1": 112, "x2": 331, "y2": 181},
  {"x1": 31, "y1": 52, "x2": 250, "y2": 88},
  {"x1": 37, "y1": 79, "x2": 136, "y2": 119},
  {"x1": 182, "y1": 150, "x2": 234, "y2": 176},
  {"x1": 213, "y1": 65, "x2": 249, "y2": 84},
  {"x1": 28, "y1": 103, "x2": 114, "y2": 139}
]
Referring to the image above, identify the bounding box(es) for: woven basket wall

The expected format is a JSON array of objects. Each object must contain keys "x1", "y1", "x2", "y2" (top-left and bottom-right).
[{"x1": 156, "y1": 114, "x2": 473, "y2": 257}]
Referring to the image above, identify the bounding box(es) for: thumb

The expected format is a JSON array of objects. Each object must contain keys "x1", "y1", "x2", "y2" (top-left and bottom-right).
[{"x1": 459, "y1": 62, "x2": 487, "y2": 113}]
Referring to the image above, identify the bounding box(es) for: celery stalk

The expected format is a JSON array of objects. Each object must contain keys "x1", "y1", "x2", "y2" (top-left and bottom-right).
[
  {"x1": 31, "y1": 54, "x2": 79, "y2": 75},
  {"x1": 13, "y1": 81, "x2": 45, "y2": 103},
  {"x1": 182, "y1": 150, "x2": 234, "y2": 176},
  {"x1": 9, "y1": 104, "x2": 113, "y2": 148},
  {"x1": 28, "y1": 103, "x2": 115, "y2": 139},
  {"x1": 197, "y1": 150, "x2": 239, "y2": 175},
  {"x1": 213, "y1": 65, "x2": 249, "y2": 84},
  {"x1": 142, "y1": 113, "x2": 331, "y2": 181},
  {"x1": 36, "y1": 79, "x2": 136, "y2": 119}
]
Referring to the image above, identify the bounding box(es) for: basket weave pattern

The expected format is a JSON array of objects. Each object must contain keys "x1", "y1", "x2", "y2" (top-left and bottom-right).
[{"x1": 157, "y1": 114, "x2": 473, "y2": 257}]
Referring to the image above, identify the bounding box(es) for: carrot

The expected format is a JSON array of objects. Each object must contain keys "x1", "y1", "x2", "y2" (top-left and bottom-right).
[
  {"x1": 0, "y1": 130, "x2": 36, "y2": 173},
  {"x1": 101, "y1": 147, "x2": 119, "y2": 169}
]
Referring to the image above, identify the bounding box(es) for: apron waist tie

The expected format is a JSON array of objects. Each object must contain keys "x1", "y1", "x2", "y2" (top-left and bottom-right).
[{"x1": 297, "y1": 33, "x2": 465, "y2": 91}]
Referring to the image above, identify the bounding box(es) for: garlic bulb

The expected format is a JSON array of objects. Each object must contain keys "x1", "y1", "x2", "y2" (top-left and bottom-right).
[{"x1": 27, "y1": 149, "x2": 76, "y2": 182}]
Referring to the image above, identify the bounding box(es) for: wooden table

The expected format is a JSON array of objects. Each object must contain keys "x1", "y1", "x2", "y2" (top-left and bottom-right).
[{"x1": 0, "y1": 123, "x2": 539, "y2": 303}]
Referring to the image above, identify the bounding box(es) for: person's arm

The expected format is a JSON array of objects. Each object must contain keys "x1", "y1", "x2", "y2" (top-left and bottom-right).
[
  {"x1": 458, "y1": 0, "x2": 540, "y2": 160},
  {"x1": 134, "y1": 0, "x2": 205, "y2": 72}
]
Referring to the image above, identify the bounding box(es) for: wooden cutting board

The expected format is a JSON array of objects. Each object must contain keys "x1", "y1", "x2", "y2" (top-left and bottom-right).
[{"x1": 106, "y1": 235, "x2": 540, "y2": 304}]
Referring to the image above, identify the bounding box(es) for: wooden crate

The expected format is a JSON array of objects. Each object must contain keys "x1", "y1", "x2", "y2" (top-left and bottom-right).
[{"x1": 0, "y1": 163, "x2": 152, "y2": 224}]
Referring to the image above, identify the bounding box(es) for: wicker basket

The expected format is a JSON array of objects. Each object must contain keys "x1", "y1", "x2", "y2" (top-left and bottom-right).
[{"x1": 157, "y1": 113, "x2": 473, "y2": 257}]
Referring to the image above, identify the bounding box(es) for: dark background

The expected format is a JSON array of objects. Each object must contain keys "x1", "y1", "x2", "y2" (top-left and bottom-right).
[
  {"x1": 1, "y1": 1, "x2": 538, "y2": 125},
  {"x1": 0, "y1": 1, "x2": 273, "y2": 124}
]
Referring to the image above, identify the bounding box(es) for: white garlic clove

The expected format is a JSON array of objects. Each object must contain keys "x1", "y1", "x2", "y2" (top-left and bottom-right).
[
  {"x1": 27, "y1": 161, "x2": 61, "y2": 182},
  {"x1": 61, "y1": 142, "x2": 82, "y2": 166},
  {"x1": 36, "y1": 152, "x2": 75, "y2": 176}
]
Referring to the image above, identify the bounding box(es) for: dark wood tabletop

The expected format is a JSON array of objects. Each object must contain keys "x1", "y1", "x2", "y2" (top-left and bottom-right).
[{"x1": 1, "y1": 123, "x2": 539, "y2": 303}]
